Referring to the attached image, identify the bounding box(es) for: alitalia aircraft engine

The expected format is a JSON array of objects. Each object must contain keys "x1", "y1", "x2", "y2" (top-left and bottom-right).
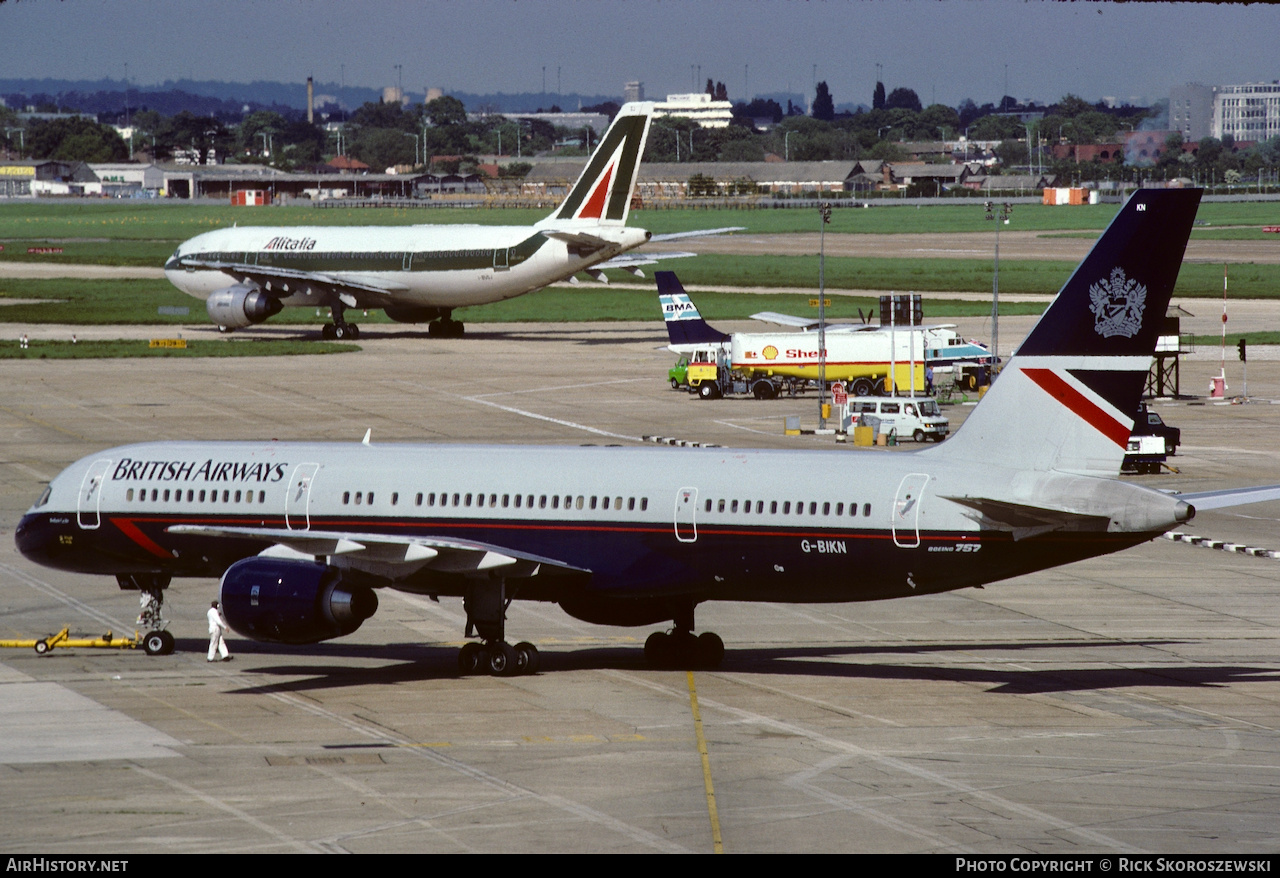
[
  {"x1": 206, "y1": 284, "x2": 284, "y2": 330},
  {"x1": 219, "y1": 557, "x2": 378, "y2": 644}
]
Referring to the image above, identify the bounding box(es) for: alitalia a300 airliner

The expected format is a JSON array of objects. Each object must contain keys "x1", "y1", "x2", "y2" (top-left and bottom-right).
[
  {"x1": 164, "y1": 102, "x2": 722, "y2": 340},
  {"x1": 22, "y1": 189, "x2": 1280, "y2": 675}
]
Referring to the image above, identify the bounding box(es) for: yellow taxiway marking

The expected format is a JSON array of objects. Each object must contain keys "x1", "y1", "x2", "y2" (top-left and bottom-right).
[{"x1": 686, "y1": 670, "x2": 724, "y2": 854}]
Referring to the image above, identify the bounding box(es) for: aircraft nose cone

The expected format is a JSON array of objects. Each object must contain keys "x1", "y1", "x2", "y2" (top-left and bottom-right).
[{"x1": 14, "y1": 512, "x2": 56, "y2": 566}]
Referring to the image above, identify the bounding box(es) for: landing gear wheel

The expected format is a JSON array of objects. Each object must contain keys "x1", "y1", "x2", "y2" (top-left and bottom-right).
[
  {"x1": 487, "y1": 642, "x2": 518, "y2": 676},
  {"x1": 143, "y1": 630, "x2": 168, "y2": 656},
  {"x1": 322, "y1": 324, "x2": 336, "y2": 340},
  {"x1": 514, "y1": 641, "x2": 540, "y2": 675},
  {"x1": 697, "y1": 632, "x2": 725, "y2": 669},
  {"x1": 430, "y1": 319, "x2": 465, "y2": 338},
  {"x1": 913, "y1": 429, "x2": 926, "y2": 443},
  {"x1": 458, "y1": 642, "x2": 485, "y2": 675},
  {"x1": 347, "y1": 323, "x2": 360, "y2": 340},
  {"x1": 644, "y1": 631, "x2": 670, "y2": 667},
  {"x1": 34, "y1": 639, "x2": 49, "y2": 655}
]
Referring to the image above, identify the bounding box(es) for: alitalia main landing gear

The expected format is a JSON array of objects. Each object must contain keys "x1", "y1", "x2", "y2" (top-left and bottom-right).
[{"x1": 321, "y1": 302, "x2": 359, "y2": 340}]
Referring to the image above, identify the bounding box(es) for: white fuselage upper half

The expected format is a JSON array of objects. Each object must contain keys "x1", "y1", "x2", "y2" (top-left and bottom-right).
[{"x1": 164, "y1": 223, "x2": 650, "y2": 310}]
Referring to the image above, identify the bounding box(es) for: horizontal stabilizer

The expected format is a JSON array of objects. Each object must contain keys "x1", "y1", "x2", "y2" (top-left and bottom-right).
[
  {"x1": 942, "y1": 495, "x2": 1110, "y2": 541},
  {"x1": 541, "y1": 230, "x2": 613, "y2": 252},
  {"x1": 1169, "y1": 484, "x2": 1280, "y2": 511},
  {"x1": 649, "y1": 227, "x2": 745, "y2": 242},
  {"x1": 597, "y1": 251, "x2": 697, "y2": 270}
]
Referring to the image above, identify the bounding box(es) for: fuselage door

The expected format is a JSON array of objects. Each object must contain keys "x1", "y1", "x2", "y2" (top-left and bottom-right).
[
  {"x1": 493, "y1": 247, "x2": 510, "y2": 271},
  {"x1": 285, "y1": 463, "x2": 321, "y2": 530},
  {"x1": 674, "y1": 486, "x2": 698, "y2": 543},
  {"x1": 892, "y1": 473, "x2": 930, "y2": 548},
  {"x1": 76, "y1": 459, "x2": 112, "y2": 530}
]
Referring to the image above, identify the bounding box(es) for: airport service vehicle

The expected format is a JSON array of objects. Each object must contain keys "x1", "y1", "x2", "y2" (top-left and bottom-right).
[
  {"x1": 0, "y1": 626, "x2": 174, "y2": 656},
  {"x1": 668, "y1": 356, "x2": 690, "y2": 389},
  {"x1": 165, "y1": 104, "x2": 735, "y2": 340},
  {"x1": 1122, "y1": 404, "x2": 1182, "y2": 474},
  {"x1": 21, "y1": 190, "x2": 1280, "y2": 675},
  {"x1": 661, "y1": 273, "x2": 979, "y2": 400},
  {"x1": 849, "y1": 396, "x2": 949, "y2": 443}
]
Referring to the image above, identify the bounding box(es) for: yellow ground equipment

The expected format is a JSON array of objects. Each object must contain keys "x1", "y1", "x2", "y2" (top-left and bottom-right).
[{"x1": 0, "y1": 627, "x2": 175, "y2": 656}]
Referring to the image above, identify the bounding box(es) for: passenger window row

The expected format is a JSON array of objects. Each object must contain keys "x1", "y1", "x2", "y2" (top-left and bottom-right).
[
  {"x1": 702, "y1": 498, "x2": 872, "y2": 518},
  {"x1": 344, "y1": 490, "x2": 650, "y2": 513},
  {"x1": 127, "y1": 487, "x2": 265, "y2": 504}
]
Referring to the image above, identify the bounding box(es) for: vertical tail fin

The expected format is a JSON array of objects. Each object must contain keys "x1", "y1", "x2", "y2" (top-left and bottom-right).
[
  {"x1": 934, "y1": 189, "x2": 1202, "y2": 477},
  {"x1": 538, "y1": 102, "x2": 653, "y2": 228},
  {"x1": 657, "y1": 271, "x2": 729, "y2": 348}
]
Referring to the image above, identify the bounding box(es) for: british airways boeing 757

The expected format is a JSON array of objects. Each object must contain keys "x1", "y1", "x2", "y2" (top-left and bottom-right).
[
  {"x1": 163, "y1": 102, "x2": 733, "y2": 340},
  {"x1": 20, "y1": 189, "x2": 1278, "y2": 674}
]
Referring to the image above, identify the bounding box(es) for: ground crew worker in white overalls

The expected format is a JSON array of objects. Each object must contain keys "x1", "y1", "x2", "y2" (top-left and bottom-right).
[{"x1": 207, "y1": 600, "x2": 231, "y2": 662}]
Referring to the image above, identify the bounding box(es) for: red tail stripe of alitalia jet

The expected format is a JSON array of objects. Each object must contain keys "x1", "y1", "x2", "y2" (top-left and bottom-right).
[
  {"x1": 1021, "y1": 367, "x2": 1132, "y2": 448},
  {"x1": 578, "y1": 164, "x2": 614, "y2": 219}
]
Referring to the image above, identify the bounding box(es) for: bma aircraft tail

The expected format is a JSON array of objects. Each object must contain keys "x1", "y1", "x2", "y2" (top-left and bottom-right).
[
  {"x1": 657, "y1": 271, "x2": 730, "y2": 349},
  {"x1": 539, "y1": 102, "x2": 653, "y2": 228},
  {"x1": 934, "y1": 188, "x2": 1201, "y2": 478}
]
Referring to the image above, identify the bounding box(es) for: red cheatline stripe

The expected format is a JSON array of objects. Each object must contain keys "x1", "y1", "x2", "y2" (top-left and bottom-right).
[
  {"x1": 578, "y1": 163, "x2": 614, "y2": 219},
  {"x1": 110, "y1": 517, "x2": 173, "y2": 558},
  {"x1": 1022, "y1": 367, "x2": 1130, "y2": 447}
]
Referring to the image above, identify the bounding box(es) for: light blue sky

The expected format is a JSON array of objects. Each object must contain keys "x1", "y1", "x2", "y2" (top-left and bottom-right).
[{"x1": 1, "y1": 1, "x2": 1275, "y2": 109}]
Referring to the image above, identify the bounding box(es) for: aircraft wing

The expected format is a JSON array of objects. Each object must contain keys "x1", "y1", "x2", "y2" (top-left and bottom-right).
[
  {"x1": 179, "y1": 258, "x2": 409, "y2": 307},
  {"x1": 166, "y1": 524, "x2": 589, "y2": 581},
  {"x1": 1169, "y1": 484, "x2": 1280, "y2": 511},
  {"x1": 749, "y1": 311, "x2": 872, "y2": 333},
  {"x1": 648, "y1": 227, "x2": 745, "y2": 242}
]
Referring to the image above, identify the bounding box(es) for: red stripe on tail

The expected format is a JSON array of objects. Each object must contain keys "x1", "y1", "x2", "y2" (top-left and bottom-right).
[
  {"x1": 1022, "y1": 367, "x2": 1131, "y2": 448},
  {"x1": 577, "y1": 164, "x2": 614, "y2": 219}
]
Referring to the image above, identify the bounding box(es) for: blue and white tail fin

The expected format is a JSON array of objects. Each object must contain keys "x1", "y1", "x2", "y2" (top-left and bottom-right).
[
  {"x1": 935, "y1": 189, "x2": 1202, "y2": 477},
  {"x1": 657, "y1": 271, "x2": 730, "y2": 350},
  {"x1": 537, "y1": 102, "x2": 653, "y2": 229}
]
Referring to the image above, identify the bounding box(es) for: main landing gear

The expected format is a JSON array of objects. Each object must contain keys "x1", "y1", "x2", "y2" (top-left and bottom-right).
[
  {"x1": 321, "y1": 303, "x2": 360, "y2": 340},
  {"x1": 456, "y1": 579, "x2": 539, "y2": 677},
  {"x1": 644, "y1": 600, "x2": 725, "y2": 669},
  {"x1": 428, "y1": 317, "x2": 465, "y2": 338}
]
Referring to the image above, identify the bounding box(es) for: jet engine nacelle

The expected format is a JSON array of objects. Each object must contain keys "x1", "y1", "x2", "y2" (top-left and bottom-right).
[
  {"x1": 219, "y1": 557, "x2": 378, "y2": 644},
  {"x1": 206, "y1": 284, "x2": 283, "y2": 330},
  {"x1": 384, "y1": 305, "x2": 447, "y2": 324}
]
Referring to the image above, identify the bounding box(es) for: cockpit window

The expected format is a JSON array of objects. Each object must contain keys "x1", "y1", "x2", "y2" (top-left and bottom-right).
[{"x1": 35, "y1": 486, "x2": 51, "y2": 508}]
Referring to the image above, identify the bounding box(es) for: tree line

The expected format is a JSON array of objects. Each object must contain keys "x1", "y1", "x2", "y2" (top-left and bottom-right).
[{"x1": 2, "y1": 82, "x2": 1277, "y2": 187}]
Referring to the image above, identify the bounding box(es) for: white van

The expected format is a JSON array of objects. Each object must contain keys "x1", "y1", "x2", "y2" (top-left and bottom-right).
[{"x1": 849, "y1": 397, "x2": 949, "y2": 442}]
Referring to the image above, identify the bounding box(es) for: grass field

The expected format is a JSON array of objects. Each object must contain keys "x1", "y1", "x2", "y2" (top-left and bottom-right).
[
  {"x1": 0, "y1": 199, "x2": 1275, "y2": 333},
  {"x1": 2, "y1": 198, "x2": 1276, "y2": 245}
]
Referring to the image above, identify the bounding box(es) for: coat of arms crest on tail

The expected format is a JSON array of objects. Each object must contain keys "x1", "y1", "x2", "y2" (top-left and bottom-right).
[{"x1": 1090, "y1": 267, "x2": 1147, "y2": 338}]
